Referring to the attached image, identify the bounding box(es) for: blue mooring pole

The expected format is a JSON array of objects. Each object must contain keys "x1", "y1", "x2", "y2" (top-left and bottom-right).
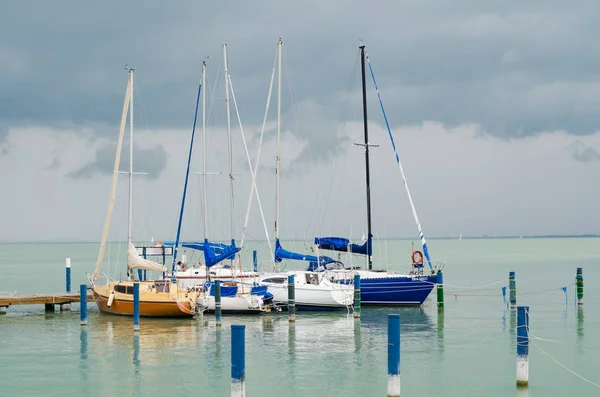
[
  {"x1": 215, "y1": 280, "x2": 222, "y2": 327},
  {"x1": 80, "y1": 284, "x2": 88, "y2": 326},
  {"x1": 253, "y1": 250, "x2": 258, "y2": 273},
  {"x1": 231, "y1": 324, "x2": 246, "y2": 397},
  {"x1": 509, "y1": 271, "x2": 516, "y2": 309},
  {"x1": 66, "y1": 258, "x2": 71, "y2": 293},
  {"x1": 388, "y1": 314, "x2": 401, "y2": 397},
  {"x1": 437, "y1": 271, "x2": 444, "y2": 312},
  {"x1": 576, "y1": 267, "x2": 584, "y2": 305},
  {"x1": 64, "y1": 257, "x2": 72, "y2": 311},
  {"x1": 288, "y1": 275, "x2": 296, "y2": 322},
  {"x1": 353, "y1": 274, "x2": 361, "y2": 319},
  {"x1": 516, "y1": 305, "x2": 529, "y2": 388},
  {"x1": 133, "y1": 282, "x2": 140, "y2": 331}
]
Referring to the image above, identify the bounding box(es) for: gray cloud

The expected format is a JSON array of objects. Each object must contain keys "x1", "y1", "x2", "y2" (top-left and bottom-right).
[
  {"x1": 67, "y1": 141, "x2": 167, "y2": 179},
  {"x1": 572, "y1": 141, "x2": 600, "y2": 162},
  {"x1": 3, "y1": 1, "x2": 600, "y2": 141}
]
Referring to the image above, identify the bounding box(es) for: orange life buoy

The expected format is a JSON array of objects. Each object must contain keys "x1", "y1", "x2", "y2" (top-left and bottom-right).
[{"x1": 412, "y1": 250, "x2": 423, "y2": 264}]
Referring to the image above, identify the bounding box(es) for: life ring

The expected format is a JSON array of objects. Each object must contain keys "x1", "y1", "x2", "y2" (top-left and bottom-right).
[
  {"x1": 153, "y1": 241, "x2": 163, "y2": 247},
  {"x1": 412, "y1": 250, "x2": 423, "y2": 264}
]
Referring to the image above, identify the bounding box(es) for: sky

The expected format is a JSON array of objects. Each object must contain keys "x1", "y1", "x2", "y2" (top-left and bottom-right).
[{"x1": 1, "y1": 1, "x2": 600, "y2": 243}]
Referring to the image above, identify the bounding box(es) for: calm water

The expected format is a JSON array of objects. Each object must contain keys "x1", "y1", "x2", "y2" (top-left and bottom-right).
[{"x1": 1, "y1": 238, "x2": 599, "y2": 396}]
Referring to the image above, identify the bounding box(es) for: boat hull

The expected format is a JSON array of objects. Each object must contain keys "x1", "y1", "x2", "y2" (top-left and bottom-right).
[
  {"x1": 198, "y1": 294, "x2": 264, "y2": 314},
  {"x1": 92, "y1": 282, "x2": 196, "y2": 318},
  {"x1": 328, "y1": 271, "x2": 437, "y2": 306}
]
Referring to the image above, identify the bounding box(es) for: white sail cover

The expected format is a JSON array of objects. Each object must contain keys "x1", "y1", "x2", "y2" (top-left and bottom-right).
[{"x1": 127, "y1": 243, "x2": 167, "y2": 272}]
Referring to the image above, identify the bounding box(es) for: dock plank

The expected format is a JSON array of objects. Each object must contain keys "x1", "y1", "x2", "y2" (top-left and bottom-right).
[{"x1": 0, "y1": 292, "x2": 95, "y2": 306}]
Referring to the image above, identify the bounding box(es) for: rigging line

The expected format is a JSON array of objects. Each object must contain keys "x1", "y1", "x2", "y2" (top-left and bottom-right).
[
  {"x1": 238, "y1": 48, "x2": 277, "y2": 262},
  {"x1": 227, "y1": 73, "x2": 273, "y2": 258},
  {"x1": 282, "y1": 46, "x2": 323, "y2": 236},
  {"x1": 316, "y1": 49, "x2": 361, "y2": 236},
  {"x1": 531, "y1": 341, "x2": 600, "y2": 388},
  {"x1": 365, "y1": 49, "x2": 432, "y2": 270},
  {"x1": 171, "y1": 79, "x2": 203, "y2": 278}
]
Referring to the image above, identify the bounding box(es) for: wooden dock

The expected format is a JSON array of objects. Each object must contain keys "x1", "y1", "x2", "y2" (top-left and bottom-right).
[{"x1": 0, "y1": 292, "x2": 95, "y2": 313}]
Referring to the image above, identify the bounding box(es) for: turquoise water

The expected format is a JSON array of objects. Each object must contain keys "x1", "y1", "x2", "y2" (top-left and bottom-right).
[{"x1": 1, "y1": 238, "x2": 599, "y2": 396}]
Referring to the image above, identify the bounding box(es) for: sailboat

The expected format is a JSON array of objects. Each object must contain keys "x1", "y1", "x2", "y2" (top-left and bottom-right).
[
  {"x1": 167, "y1": 47, "x2": 267, "y2": 314},
  {"x1": 90, "y1": 68, "x2": 199, "y2": 317},
  {"x1": 254, "y1": 39, "x2": 354, "y2": 310},
  {"x1": 313, "y1": 44, "x2": 440, "y2": 306}
]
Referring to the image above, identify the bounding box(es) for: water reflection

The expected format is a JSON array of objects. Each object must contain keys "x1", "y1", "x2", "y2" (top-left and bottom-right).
[
  {"x1": 437, "y1": 312, "x2": 445, "y2": 357},
  {"x1": 353, "y1": 319, "x2": 361, "y2": 355},
  {"x1": 79, "y1": 327, "x2": 88, "y2": 382},
  {"x1": 515, "y1": 387, "x2": 529, "y2": 397},
  {"x1": 577, "y1": 307, "x2": 584, "y2": 341},
  {"x1": 133, "y1": 333, "x2": 140, "y2": 374},
  {"x1": 288, "y1": 322, "x2": 296, "y2": 359},
  {"x1": 509, "y1": 309, "x2": 516, "y2": 350}
]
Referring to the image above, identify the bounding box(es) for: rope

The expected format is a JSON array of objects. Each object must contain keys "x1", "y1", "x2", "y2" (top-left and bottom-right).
[
  {"x1": 520, "y1": 283, "x2": 575, "y2": 295},
  {"x1": 529, "y1": 332, "x2": 600, "y2": 352},
  {"x1": 531, "y1": 341, "x2": 600, "y2": 389},
  {"x1": 445, "y1": 277, "x2": 508, "y2": 290}
]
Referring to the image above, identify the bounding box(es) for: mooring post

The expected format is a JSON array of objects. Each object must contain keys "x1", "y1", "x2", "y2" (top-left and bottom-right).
[
  {"x1": 133, "y1": 282, "x2": 140, "y2": 331},
  {"x1": 509, "y1": 271, "x2": 516, "y2": 309},
  {"x1": 288, "y1": 274, "x2": 296, "y2": 322},
  {"x1": 63, "y1": 257, "x2": 72, "y2": 311},
  {"x1": 66, "y1": 258, "x2": 71, "y2": 293},
  {"x1": 215, "y1": 280, "x2": 222, "y2": 327},
  {"x1": 576, "y1": 267, "x2": 584, "y2": 305},
  {"x1": 80, "y1": 284, "x2": 88, "y2": 326},
  {"x1": 388, "y1": 314, "x2": 401, "y2": 397},
  {"x1": 231, "y1": 324, "x2": 246, "y2": 397},
  {"x1": 253, "y1": 250, "x2": 258, "y2": 273},
  {"x1": 353, "y1": 274, "x2": 361, "y2": 319},
  {"x1": 437, "y1": 271, "x2": 444, "y2": 312},
  {"x1": 516, "y1": 305, "x2": 529, "y2": 388}
]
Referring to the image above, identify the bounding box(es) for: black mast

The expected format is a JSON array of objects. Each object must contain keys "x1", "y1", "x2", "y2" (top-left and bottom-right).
[{"x1": 360, "y1": 45, "x2": 373, "y2": 270}]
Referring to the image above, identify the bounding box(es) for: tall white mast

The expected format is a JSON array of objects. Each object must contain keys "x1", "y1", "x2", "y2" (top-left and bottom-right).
[
  {"x1": 202, "y1": 60, "x2": 208, "y2": 240},
  {"x1": 127, "y1": 67, "x2": 134, "y2": 249},
  {"x1": 275, "y1": 38, "x2": 282, "y2": 240},
  {"x1": 224, "y1": 43, "x2": 235, "y2": 242}
]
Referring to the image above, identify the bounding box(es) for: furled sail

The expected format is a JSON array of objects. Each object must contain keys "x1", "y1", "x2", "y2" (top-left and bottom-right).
[
  {"x1": 92, "y1": 76, "x2": 131, "y2": 281},
  {"x1": 314, "y1": 234, "x2": 372, "y2": 256},
  {"x1": 127, "y1": 243, "x2": 167, "y2": 272}
]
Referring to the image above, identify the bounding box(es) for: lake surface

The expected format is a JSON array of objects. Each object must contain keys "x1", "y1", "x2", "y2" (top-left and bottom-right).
[{"x1": 1, "y1": 238, "x2": 599, "y2": 396}]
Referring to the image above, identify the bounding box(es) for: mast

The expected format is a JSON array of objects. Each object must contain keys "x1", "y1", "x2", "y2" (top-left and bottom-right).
[
  {"x1": 360, "y1": 45, "x2": 373, "y2": 270},
  {"x1": 128, "y1": 68, "x2": 134, "y2": 252},
  {"x1": 275, "y1": 38, "x2": 282, "y2": 241},
  {"x1": 223, "y1": 43, "x2": 235, "y2": 244},
  {"x1": 202, "y1": 60, "x2": 208, "y2": 240}
]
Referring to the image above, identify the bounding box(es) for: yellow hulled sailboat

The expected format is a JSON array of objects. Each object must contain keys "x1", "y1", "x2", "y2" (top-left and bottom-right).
[{"x1": 90, "y1": 68, "x2": 197, "y2": 317}]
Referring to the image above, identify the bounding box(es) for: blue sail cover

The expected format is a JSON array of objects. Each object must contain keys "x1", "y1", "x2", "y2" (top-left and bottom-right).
[
  {"x1": 204, "y1": 281, "x2": 238, "y2": 297},
  {"x1": 164, "y1": 241, "x2": 236, "y2": 256},
  {"x1": 203, "y1": 239, "x2": 240, "y2": 268},
  {"x1": 274, "y1": 238, "x2": 337, "y2": 266},
  {"x1": 314, "y1": 234, "x2": 372, "y2": 256}
]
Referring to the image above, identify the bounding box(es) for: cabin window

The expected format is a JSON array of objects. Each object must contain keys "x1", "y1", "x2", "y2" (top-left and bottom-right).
[
  {"x1": 114, "y1": 284, "x2": 134, "y2": 294},
  {"x1": 262, "y1": 277, "x2": 285, "y2": 284},
  {"x1": 305, "y1": 273, "x2": 319, "y2": 285}
]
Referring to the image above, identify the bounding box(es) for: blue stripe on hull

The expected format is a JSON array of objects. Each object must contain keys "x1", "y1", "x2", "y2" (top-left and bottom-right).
[{"x1": 358, "y1": 275, "x2": 437, "y2": 306}]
